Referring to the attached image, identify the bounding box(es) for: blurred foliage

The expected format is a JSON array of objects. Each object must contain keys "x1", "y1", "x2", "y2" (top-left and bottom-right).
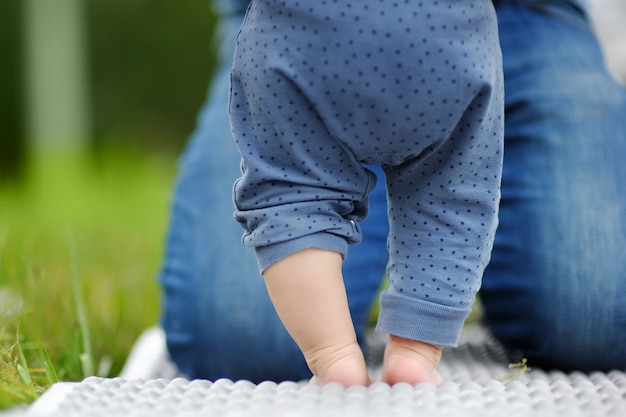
[
  {"x1": 0, "y1": 1, "x2": 218, "y2": 182},
  {"x1": 86, "y1": 0, "x2": 218, "y2": 154},
  {"x1": 0, "y1": 0, "x2": 26, "y2": 182},
  {"x1": 0, "y1": 1, "x2": 218, "y2": 406}
]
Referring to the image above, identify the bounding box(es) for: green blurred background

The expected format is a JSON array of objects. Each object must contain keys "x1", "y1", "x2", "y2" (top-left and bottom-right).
[
  {"x1": 1, "y1": 0, "x2": 217, "y2": 180},
  {"x1": 0, "y1": 0, "x2": 220, "y2": 406}
]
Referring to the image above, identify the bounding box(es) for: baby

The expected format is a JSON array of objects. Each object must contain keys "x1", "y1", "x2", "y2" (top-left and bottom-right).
[{"x1": 230, "y1": 0, "x2": 503, "y2": 386}]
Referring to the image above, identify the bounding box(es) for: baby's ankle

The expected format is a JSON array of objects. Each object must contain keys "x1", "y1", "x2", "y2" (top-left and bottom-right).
[
  {"x1": 381, "y1": 335, "x2": 443, "y2": 386},
  {"x1": 307, "y1": 342, "x2": 369, "y2": 387}
]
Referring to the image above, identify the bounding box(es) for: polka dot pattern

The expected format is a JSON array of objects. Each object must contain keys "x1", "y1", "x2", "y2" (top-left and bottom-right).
[{"x1": 230, "y1": 0, "x2": 503, "y2": 345}]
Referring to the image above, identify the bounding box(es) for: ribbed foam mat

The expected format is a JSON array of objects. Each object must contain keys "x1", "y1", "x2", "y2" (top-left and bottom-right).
[{"x1": 28, "y1": 325, "x2": 626, "y2": 417}]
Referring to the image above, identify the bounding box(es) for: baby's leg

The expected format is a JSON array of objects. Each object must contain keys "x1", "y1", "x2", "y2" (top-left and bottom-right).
[
  {"x1": 380, "y1": 335, "x2": 443, "y2": 386},
  {"x1": 263, "y1": 248, "x2": 369, "y2": 386}
]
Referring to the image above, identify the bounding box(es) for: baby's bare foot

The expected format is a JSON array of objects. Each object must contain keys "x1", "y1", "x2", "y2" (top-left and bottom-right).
[
  {"x1": 307, "y1": 342, "x2": 370, "y2": 387},
  {"x1": 380, "y1": 335, "x2": 443, "y2": 386}
]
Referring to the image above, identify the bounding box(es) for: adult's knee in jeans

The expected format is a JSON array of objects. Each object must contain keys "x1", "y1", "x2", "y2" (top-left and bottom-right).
[
  {"x1": 523, "y1": 323, "x2": 625, "y2": 372},
  {"x1": 485, "y1": 294, "x2": 625, "y2": 372},
  {"x1": 165, "y1": 316, "x2": 311, "y2": 381}
]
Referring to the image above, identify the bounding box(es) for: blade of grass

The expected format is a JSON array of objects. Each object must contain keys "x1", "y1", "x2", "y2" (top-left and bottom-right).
[
  {"x1": 15, "y1": 332, "x2": 33, "y2": 386},
  {"x1": 38, "y1": 345, "x2": 59, "y2": 384},
  {"x1": 68, "y1": 233, "x2": 95, "y2": 378},
  {"x1": 1, "y1": 340, "x2": 50, "y2": 407}
]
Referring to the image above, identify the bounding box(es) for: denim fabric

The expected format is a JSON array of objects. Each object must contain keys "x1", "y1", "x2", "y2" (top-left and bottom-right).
[
  {"x1": 493, "y1": 0, "x2": 585, "y2": 10},
  {"x1": 159, "y1": 0, "x2": 626, "y2": 381},
  {"x1": 481, "y1": 1, "x2": 626, "y2": 372},
  {"x1": 212, "y1": 0, "x2": 249, "y2": 15}
]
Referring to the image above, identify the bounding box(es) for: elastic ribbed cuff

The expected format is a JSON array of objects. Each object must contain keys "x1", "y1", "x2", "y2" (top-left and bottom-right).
[
  {"x1": 255, "y1": 232, "x2": 348, "y2": 273},
  {"x1": 375, "y1": 290, "x2": 472, "y2": 347}
]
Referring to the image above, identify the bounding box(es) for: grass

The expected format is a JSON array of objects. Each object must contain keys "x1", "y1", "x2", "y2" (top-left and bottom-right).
[{"x1": 0, "y1": 149, "x2": 176, "y2": 409}]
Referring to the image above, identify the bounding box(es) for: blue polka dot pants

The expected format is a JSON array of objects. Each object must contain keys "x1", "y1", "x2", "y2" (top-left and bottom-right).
[{"x1": 230, "y1": 0, "x2": 504, "y2": 346}]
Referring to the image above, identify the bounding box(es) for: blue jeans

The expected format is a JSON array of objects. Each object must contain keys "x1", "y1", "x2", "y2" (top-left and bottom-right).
[
  {"x1": 159, "y1": 2, "x2": 626, "y2": 381},
  {"x1": 481, "y1": 1, "x2": 626, "y2": 372}
]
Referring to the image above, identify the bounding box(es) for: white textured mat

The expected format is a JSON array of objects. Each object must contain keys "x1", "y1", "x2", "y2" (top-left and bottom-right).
[{"x1": 27, "y1": 325, "x2": 626, "y2": 417}]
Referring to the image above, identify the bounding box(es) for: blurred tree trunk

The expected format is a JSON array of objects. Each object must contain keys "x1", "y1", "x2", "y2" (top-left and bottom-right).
[
  {"x1": 23, "y1": 0, "x2": 90, "y2": 155},
  {"x1": 0, "y1": 0, "x2": 25, "y2": 182}
]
